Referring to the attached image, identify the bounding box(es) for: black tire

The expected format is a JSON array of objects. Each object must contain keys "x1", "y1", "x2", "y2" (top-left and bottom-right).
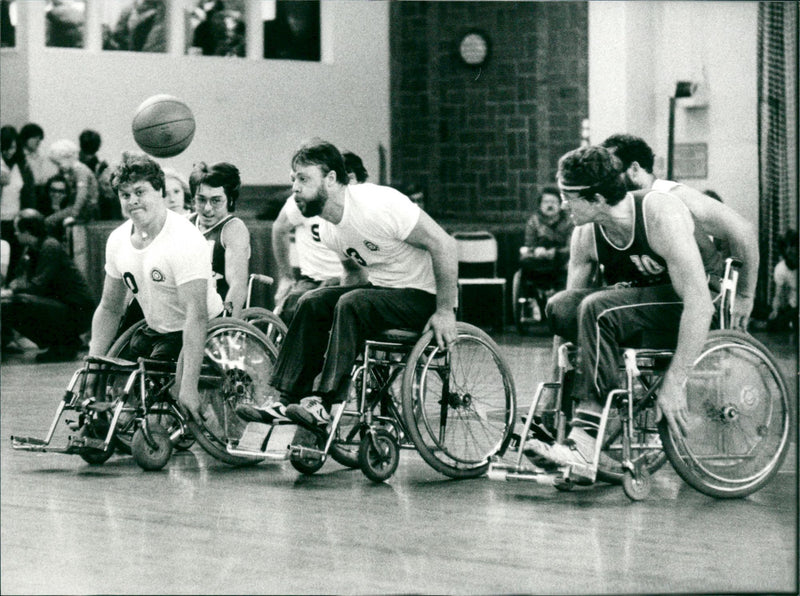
[
  {"x1": 241, "y1": 307, "x2": 287, "y2": 349},
  {"x1": 659, "y1": 330, "x2": 792, "y2": 498},
  {"x1": 359, "y1": 429, "x2": 399, "y2": 483},
  {"x1": 289, "y1": 426, "x2": 326, "y2": 474},
  {"x1": 189, "y1": 318, "x2": 278, "y2": 466},
  {"x1": 131, "y1": 424, "x2": 173, "y2": 471},
  {"x1": 401, "y1": 322, "x2": 516, "y2": 479},
  {"x1": 78, "y1": 424, "x2": 115, "y2": 465},
  {"x1": 622, "y1": 468, "x2": 652, "y2": 501}
]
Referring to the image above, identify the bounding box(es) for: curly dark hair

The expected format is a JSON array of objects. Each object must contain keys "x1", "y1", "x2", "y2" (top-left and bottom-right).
[
  {"x1": 189, "y1": 161, "x2": 241, "y2": 211},
  {"x1": 600, "y1": 134, "x2": 655, "y2": 173},
  {"x1": 109, "y1": 151, "x2": 166, "y2": 196},
  {"x1": 557, "y1": 145, "x2": 627, "y2": 206}
]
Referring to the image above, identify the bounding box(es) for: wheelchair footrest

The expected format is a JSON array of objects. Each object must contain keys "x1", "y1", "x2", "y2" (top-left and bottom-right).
[
  {"x1": 66, "y1": 435, "x2": 108, "y2": 452},
  {"x1": 226, "y1": 423, "x2": 296, "y2": 460},
  {"x1": 487, "y1": 461, "x2": 558, "y2": 484},
  {"x1": 10, "y1": 435, "x2": 48, "y2": 448},
  {"x1": 289, "y1": 444, "x2": 326, "y2": 461}
]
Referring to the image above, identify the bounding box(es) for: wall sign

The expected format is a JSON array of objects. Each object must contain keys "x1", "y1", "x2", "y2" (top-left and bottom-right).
[{"x1": 673, "y1": 143, "x2": 708, "y2": 179}]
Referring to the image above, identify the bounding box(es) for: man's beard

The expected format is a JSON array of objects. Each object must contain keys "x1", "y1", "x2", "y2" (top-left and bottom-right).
[{"x1": 298, "y1": 187, "x2": 327, "y2": 217}]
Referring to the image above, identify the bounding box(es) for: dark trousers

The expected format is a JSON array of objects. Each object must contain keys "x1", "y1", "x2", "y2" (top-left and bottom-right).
[
  {"x1": 546, "y1": 284, "x2": 683, "y2": 406},
  {"x1": 270, "y1": 284, "x2": 437, "y2": 406},
  {"x1": 1, "y1": 293, "x2": 92, "y2": 349}
]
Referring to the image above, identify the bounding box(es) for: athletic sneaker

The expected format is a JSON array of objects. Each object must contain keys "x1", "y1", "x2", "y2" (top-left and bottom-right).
[
  {"x1": 235, "y1": 399, "x2": 289, "y2": 424},
  {"x1": 285, "y1": 396, "x2": 331, "y2": 429},
  {"x1": 523, "y1": 426, "x2": 597, "y2": 483}
]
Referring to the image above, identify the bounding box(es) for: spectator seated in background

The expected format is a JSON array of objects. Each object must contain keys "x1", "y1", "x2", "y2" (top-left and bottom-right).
[
  {"x1": 46, "y1": 139, "x2": 99, "y2": 238},
  {"x1": 2, "y1": 125, "x2": 37, "y2": 285},
  {"x1": 518, "y1": 187, "x2": 574, "y2": 317},
  {"x1": 767, "y1": 228, "x2": 797, "y2": 334},
  {"x1": 79, "y1": 128, "x2": 119, "y2": 221},
  {"x1": 17, "y1": 123, "x2": 57, "y2": 212},
  {"x1": 1, "y1": 208, "x2": 96, "y2": 362}
]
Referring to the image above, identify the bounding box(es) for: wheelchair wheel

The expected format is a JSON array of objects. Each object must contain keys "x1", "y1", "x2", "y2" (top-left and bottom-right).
[
  {"x1": 659, "y1": 330, "x2": 792, "y2": 498},
  {"x1": 240, "y1": 307, "x2": 287, "y2": 349},
  {"x1": 186, "y1": 318, "x2": 279, "y2": 466},
  {"x1": 596, "y1": 404, "x2": 668, "y2": 485},
  {"x1": 78, "y1": 423, "x2": 116, "y2": 465},
  {"x1": 289, "y1": 426, "x2": 326, "y2": 475},
  {"x1": 359, "y1": 428, "x2": 399, "y2": 483},
  {"x1": 131, "y1": 423, "x2": 173, "y2": 471},
  {"x1": 401, "y1": 322, "x2": 516, "y2": 479}
]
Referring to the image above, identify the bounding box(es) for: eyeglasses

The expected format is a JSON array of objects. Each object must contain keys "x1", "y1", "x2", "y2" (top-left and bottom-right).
[{"x1": 193, "y1": 196, "x2": 225, "y2": 208}]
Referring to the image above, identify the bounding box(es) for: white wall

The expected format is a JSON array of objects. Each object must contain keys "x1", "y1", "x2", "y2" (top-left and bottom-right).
[
  {"x1": 1, "y1": 0, "x2": 390, "y2": 187},
  {"x1": 588, "y1": 1, "x2": 759, "y2": 226}
]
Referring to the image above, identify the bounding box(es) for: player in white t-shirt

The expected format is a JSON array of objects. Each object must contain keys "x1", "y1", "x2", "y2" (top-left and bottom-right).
[
  {"x1": 271, "y1": 150, "x2": 369, "y2": 325},
  {"x1": 601, "y1": 134, "x2": 759, "y2": 328},
  {"x1": 236, "y1": 140, "x2": 457, "y2": 429},
  {"x1": 88, "y1": 152, "x2": 223, "y2": 421}
]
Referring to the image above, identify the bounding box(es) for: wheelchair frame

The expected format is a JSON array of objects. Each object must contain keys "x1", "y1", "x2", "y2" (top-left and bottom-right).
[
  {"x1": 489, "y1": 258, "x2": 793, "y2": 500},
  {"x1": 224, "y1": 322, "x2": 518, "y2": 483}
]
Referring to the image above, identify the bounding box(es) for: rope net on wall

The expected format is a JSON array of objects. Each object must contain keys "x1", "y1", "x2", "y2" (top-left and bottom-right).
[{"x1": 757, "y1": 1, "x2": 798, "y2": 315}]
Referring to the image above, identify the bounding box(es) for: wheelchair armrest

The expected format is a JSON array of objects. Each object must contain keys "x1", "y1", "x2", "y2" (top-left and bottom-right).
[
  {"x1": 372, "y1": 328, "x2": 422, "y2": 344},
  {"x1": 84, "y1": 355, "x2": 138, "y2": 368}
]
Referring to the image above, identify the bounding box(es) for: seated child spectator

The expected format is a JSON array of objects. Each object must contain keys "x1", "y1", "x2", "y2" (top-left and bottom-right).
[
  {"x1": 767, "y1": 228, "x2": 798, "y2": 334},
  {"x1": 1, "y1": 208, "x2": 96, "y2": 361}
]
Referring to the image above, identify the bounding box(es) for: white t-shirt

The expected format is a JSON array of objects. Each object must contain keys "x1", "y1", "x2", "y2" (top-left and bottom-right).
[
  {"x1": 652, "y1": 178, "x2": 679, "y2": 193},
  {"x1": 281, "y1": 196, "x2": 342, "y2": 281},
  {"x1": 1, "y1": 159, "x2": 23, "y2": 222},
  {"x1": 105, "y1": 210, "x2": 224, "y2": 333},
  {"x1": 318, "y1": 183, "x2": 436, "y2": 294}
]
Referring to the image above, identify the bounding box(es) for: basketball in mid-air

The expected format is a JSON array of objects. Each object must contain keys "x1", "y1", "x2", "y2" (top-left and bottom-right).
[{"x1": 132, "y1": 94, "x2": 195, "y2": 158}]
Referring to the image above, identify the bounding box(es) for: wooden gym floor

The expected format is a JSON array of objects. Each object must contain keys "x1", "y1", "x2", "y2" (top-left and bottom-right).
[{"x1": 1, "y1": 329, "x2": 797, "y2": 595}]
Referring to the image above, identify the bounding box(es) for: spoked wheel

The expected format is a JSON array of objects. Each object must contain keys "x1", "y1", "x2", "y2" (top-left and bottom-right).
[
  {"x1": 359, "y1": 428, "x2": 399, "y2": 483},
  {"x1": 660, "y1": 330, "x2": 792, "y2": 498},
  {"x1": 131, "y1": 423, "x2": 173, "y2": 471},
  {"x1": 289, "y1": 426, "x2": 326, "y2": 475},
  {"x1": 401, "y1": 322, "x2": 516, "y2": 479},
  {"x1": 187, "y1": 318, "x2": 279, "y2": 466},
  {"x1": 240, "y1": 307, "x2": 287, "y2": 349}
]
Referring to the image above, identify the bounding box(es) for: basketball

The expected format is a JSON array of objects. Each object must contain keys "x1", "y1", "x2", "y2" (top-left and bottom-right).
[{"x1": 132, "y1": 94, "x2": 195, "y2": 158}]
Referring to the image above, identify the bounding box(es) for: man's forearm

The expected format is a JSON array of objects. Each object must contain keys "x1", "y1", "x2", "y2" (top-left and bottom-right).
[
  {"x1": 88, "y1": 305, "x2": 122, "y2": 356},
  {"x1": 179, "y1": 315, "x2": 207, "y2": 397},
  {"x1": 664, "y1": 299, "x2": 714, "y2": 385}
]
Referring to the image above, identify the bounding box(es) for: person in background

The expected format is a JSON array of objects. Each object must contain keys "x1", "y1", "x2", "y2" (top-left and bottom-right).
[
  {"x1": 1, "y1": 208, "x2": 95, "y2": 361},
  {"x1": 163, "y1": 167, "x2": 192, "y2": 216},
  {"x1": 2, "y1": 126, "x2": 36, "y2": 282},
  {"x1": 188, "y1": 161, "x2": 250, "y2": 318},
  {"x1": 342, "y1": 150, "x2": 368, "y2": 184},
  {"x1": 519, "y1": 186, "x2": 574, "y2": 320},
  {"x1": 46, "y1": 139, "x2": 99, "y2": 236},
  {"x1": 79, "y1": 129, "x2": 120, "y2": 221},
  {"x1": 17, "y1": 123, "x2": 57, "y2": 211},
  {"x1": 767, "y1": 228, "x2": 798, "y2": 335}
]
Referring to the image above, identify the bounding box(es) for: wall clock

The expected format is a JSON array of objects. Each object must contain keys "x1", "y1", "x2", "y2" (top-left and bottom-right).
[{"x1": 459, "y1": 31, "x2": 490, "y2": 67}]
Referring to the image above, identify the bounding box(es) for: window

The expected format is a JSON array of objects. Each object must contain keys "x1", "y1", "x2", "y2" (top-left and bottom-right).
[
  {"x1": 1, "y1": 0, "x2": 16, "y2": 48},
  {"x1": 103, "y1": 0, "x2": 167, "y2": 53},
  {"x1": 45, "y1": 0, "x2": 86, "y2": 48},
  {"x1": 186, "y1": 0, "x2": 246, "y2": 57},
  {"x1": 263, "y1": 0, "x2": 320, "y2": 62}
]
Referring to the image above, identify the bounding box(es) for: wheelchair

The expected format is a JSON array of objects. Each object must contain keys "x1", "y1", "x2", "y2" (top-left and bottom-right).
[
  {"x1": 239, "y1": 273, "x2": 288, "y2": 348},
  {"x1": 225, "y1": 321, "x2": 517, "y2": 482},
  {"x1": 489, "y1": 258, "x2": 793, "y2": 500},
  {"x1": 10, "y1": 317, "x2": 278, "y2": 470},
  {"x1": 512, "y1": 265, "x2": 564, "y2": 334}
]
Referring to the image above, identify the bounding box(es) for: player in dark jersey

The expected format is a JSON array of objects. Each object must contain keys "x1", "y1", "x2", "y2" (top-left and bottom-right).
[
  {"x1": 525, "y1": 145, "x2": 715, "y2": 482},
  {"x1": 188, "y1": 162, "x2": 250, "y2": 318}
]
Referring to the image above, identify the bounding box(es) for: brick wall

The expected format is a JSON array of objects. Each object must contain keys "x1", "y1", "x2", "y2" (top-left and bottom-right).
[{"x1": 390, "y1": 1, "x2": 588, "y2": 221}]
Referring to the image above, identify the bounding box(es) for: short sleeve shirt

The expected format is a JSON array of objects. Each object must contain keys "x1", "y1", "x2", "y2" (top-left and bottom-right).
[
  {"x1": 105, "y1": 210, "x2": 224, "y2": 332},
  {"x1": 281, "y1": 196, "x2": 343, "y2": 281},
  {"x1": 318, "y1": 183, "x2": 436, "y2": 294}
]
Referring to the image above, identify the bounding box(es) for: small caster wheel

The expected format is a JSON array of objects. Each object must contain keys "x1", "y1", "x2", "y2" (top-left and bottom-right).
[
  {"x1": 359, "y1": 429, "x2": 399, "y2": 483},
  {"x1": 623, "y1": 468, "x2": 651, "y2": 501},
  {"x1": 554, "y1": 476, "x2": 574, "y2": 492},
  {"x1": 289, "y1": 426, "x2": 326, "y2": 475},
  {"x1": 132, "y1": 424, "x2": 173, "y2": 471},
  {"x1": 78, "y1": 425, "x2": 115, "y2": 466}
]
